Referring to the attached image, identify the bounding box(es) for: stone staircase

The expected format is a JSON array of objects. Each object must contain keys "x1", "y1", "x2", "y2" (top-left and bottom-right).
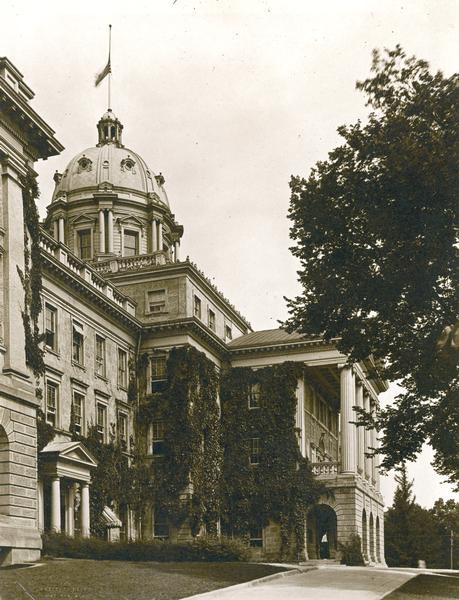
[{"x1": 300, "y1": 558, "x2": 344, "y2": 567}]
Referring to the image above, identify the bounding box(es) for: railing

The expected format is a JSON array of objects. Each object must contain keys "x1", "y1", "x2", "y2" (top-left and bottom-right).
[
  {"x1": 39, "y1": 230, "x2": 136, "y2": 316},
  {"x1": 91, "y1": 252, "x2": 170, "y2": 275},
  {"x1": 311, "y1": 462, "x2": 340, "y2": 476}
]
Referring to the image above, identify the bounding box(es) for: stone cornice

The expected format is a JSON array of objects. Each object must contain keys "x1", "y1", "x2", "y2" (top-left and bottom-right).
[{"x1": 0, "y1": 77, "x2": 63, "y2": 159}]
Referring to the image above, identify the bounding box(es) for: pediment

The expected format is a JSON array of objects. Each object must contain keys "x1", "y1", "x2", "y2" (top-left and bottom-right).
[
  {"x1": 117, "y1": 214, "x2": 147, "y2": 228},
  {"x1": 40, "y1": 441, "x2": 98, "y2": 469},
  {"x1": 71, "y1": 214, "x2": 96, "y2": 225},
  {"x1": 98, "y1": 181, "x2": 114, "y2": 192},
  {"x1": 61, "y1": 445, "x2": 98, "y2": 467}
]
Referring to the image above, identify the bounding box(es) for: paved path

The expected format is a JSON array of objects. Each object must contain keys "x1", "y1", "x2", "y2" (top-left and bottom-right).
[{"x1": 187, "y1": 566, "x2": 416, "y2": 600}]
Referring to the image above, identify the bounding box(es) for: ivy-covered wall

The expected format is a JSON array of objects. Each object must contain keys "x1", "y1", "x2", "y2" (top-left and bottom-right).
[{"x1": 220, "y1": 363, "x2": 323, "y2": 559}]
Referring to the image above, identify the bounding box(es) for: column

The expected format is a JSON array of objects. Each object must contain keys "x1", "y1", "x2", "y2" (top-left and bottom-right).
[
  {"x1": 157, "y1": 220, "x2": 163, "y2": 252},
  {"x1": 174, "y1": 241, "x2": 180, "y2": 262},
  {"x1": 53, "y1": 220, "x2": 58, "y2": 240},
  {"x1": 340, "y1": 366, "x2": 357, "y2": 473},
  {"x1": 107, "y1": 210, "x2": 114, "y2": 253},
  {"x1": 151, "y1": 219, "x2": 157, "y2": 252},
  {"x1": 371, "y1": 402, "x2": 377, "y2": 486},
  {"x1": 81, "y1": 482, "x2": 90, "y2": 538},
  {"x1": 50, "y1": 476, "x2": 61, "y2": 533},
  {"x1": 67, "y1": 483, "x2": 76, "y2": 537},
  {"x1": 58, "y1": 217, "x2": 65, "y2": 243},
  {"x1": 355, "y1": 382, "x2": 365, "y2": 475},
  {"x1": 38, "y1": 479, "x2": 44, "y2": 532},
  {"x1": 99, "y1": 209, "x2": 105, "y2": 253},
  {"x1": 364, "y1": 393, "x2": 371, "y2": 480}
]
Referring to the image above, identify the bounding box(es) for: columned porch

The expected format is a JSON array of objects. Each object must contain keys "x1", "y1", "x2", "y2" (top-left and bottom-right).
[{"x1": 38, "y1": 441, "x2": 97, "y2": 537}]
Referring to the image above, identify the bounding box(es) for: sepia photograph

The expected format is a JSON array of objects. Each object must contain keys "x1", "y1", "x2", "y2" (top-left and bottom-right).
[{"x1": 0, "y1": 1, "x2": 457, "y2": 598}]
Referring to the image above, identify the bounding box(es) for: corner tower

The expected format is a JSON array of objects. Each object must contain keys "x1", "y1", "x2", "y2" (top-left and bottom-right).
[{"x1": 45, "y1": 110, "x2": 183, "y2": 265}]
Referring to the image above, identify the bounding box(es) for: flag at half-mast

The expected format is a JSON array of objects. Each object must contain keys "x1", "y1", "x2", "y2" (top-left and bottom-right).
[
  {"x1": 95, "y1": 57, "x2": 111, "y2": 87},
  {"x1": 95, "y1": 25, "x2": 112, "y2": 87}
]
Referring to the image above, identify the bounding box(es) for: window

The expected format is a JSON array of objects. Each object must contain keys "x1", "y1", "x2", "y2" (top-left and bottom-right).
[
  {"x1": 249, "y1": 525, "x2": 263, "y2": 548},
  {"x1": 147, "y1": 289, "x2": 166, "y2": 314},
  {"x1": 118, "y1": 411, "x2": 128, "y2": 451},
  {"x1": 46, "y1": 380, "x2": 58, "y2": 427},
  {"x1": 248, "y1": 383, "x2": 261, "y2": 409},
  {"x1": 151, "y1": 421, "x2": 165, "y2": 456},
  {"x1": 124, "y1": 230, "x2": 138, "y2": 256},
  {"x1": 249, "y1": 437, "x2": 260, "y2": 465},
  {"x1": 72, "y1": 391, "x2": 84, "y2": 436},
  {"x1": 96, "y1": 402, "x2": 107, "y2": 443},
  {"x1": 208, "y1": 309, "x2": 216, "y2": 332},
  {"x1": 193, "y1": 295, "x2": 202, "y2": 319},
  {"x1": 225, "y1": 325, "x2": 232, "y2": 341},
  {"x1": 153, "y1": 506, "x2": 169, "y2": 539},
  {"x1": 95, "y1": 335, "x2": 106, "y2": 377},
  {"x1": 78, "y1": 229, "x2": 92, "y2": 259},
  {"x1": 118, "y1": 348, "x2": 128, "y2": 388},
  {"x1": 151, "y1": 356, "x2": 167, "y2": 392},
  {"x1": 72, "y1": 321, "x2": 84, "y2": 365},
  {"x1": 45, "y1": 304, "x2": 57, "y2": 351}
]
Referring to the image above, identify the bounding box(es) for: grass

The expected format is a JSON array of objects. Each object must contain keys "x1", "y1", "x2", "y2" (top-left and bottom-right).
[
  {"x1": 385, "y1": 573, "x2": 459, "y2": 600},
  {"x1": 0, "y1": 558, "x2": 288, "y2": 600}
]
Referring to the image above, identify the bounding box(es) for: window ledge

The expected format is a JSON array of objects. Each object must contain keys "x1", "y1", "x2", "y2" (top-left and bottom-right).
[
  {"x1": 71, "y1": 361, "x2": 86, "y2": 371},
  {"x1": 96, "y1": 373, "x2": 108, "y2": 383},
  {"x1": 45, "y1": 347, "x2": 60, "y2": 358}
]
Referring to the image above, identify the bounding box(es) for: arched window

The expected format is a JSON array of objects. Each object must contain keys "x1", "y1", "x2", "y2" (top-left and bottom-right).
[
  {"x1": 376, "y1": 516, "x2": 381, "y2": 562},
  {"x1": 369, "y1": 513, "x2": 375, "y2": 562},
  {"x1": 361, "y1": 509, "x2": 368, "y2": 561}
]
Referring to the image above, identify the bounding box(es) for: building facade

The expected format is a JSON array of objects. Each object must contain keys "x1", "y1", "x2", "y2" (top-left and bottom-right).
[{"x1": 0, "y1": 58, "x2": 386, "y2": 565}]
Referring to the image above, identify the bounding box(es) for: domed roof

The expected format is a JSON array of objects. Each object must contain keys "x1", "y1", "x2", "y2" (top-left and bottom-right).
[{"x1": 52, "y1": 110, "x2": 169, "y2": 207}]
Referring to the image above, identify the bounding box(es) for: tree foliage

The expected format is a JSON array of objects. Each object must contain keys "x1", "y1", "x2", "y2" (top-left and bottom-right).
[
  {"x1": 286, "y1": 46, "x2": 458, "y2": 485},
  {"x1": 385, "y1": 466, "x2": 458, "y2": 568}
]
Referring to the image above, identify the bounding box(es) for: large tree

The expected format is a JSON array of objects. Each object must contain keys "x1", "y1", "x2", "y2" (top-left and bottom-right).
[{"x1": 286, "y1": 46, "x2": 458, "y2": 485}]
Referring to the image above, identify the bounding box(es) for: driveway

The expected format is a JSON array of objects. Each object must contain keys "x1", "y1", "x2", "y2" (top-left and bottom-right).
[{"x1": 187, "y1": 566, "x2": 416, "y2": 600}]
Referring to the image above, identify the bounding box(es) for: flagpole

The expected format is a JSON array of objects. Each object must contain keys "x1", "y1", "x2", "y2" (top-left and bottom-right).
[{"x1": 108, "y1": 24, "x2": 112, "y2": 110}]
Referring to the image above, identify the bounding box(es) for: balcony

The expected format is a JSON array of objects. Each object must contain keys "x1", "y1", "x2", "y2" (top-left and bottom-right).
[
  {"x1": 92, "y1": 252, "x2": 171, "y2": 275},
  {"x1": 311, "y1": 461, "x2": 339, "y2": 476}
]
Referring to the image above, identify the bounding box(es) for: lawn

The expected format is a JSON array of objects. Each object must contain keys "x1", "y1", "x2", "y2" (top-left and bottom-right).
[
  {"x1": 0, "y1": 559, "x2": 288, "y2": 600},
  {"x1": 385, "y1": 573, "x2": 459, "y2": 600}
]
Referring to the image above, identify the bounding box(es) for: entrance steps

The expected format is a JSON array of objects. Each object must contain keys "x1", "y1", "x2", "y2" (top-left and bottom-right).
[{"x1": 300, "y1": 559, "x2": 343, "y2": 567}]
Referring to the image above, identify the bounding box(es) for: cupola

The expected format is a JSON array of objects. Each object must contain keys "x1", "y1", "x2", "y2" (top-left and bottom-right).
[{"x1": 97, "y1": 109, "x2": 123, "y2": 147}]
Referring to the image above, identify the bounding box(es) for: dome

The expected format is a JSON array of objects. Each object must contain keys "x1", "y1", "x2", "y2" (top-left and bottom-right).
[{"x1": 52, "y1": 110, "x2": 169, "y2": 207}]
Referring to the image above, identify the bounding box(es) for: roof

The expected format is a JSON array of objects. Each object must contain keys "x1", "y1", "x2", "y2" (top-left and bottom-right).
[{"x1": 228, "y1": 328, "x2": 317, "y2": 349}]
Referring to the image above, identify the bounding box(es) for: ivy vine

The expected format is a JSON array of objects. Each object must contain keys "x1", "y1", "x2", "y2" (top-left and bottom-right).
[
  {"x1": 220, "y1": 362, "x2": 324, "y2": 560},
  {"x1": 19, "y1": 171, "x2": 45, "y2": 378}
]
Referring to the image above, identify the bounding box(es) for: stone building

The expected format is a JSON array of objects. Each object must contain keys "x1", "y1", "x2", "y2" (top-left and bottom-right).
[{"x1": 0, "y1": 58, "x2": 386, "y2": 565}]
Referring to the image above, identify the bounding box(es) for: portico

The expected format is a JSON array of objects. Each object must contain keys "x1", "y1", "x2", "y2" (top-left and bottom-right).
[{"x1": 38, "y1": 441, "x2": 97, "y2": 537}]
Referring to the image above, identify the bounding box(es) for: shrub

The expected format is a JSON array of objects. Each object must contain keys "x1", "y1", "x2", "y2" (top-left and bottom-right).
[
  {"x1": 339, "y1": 534, "x2": 365, "y2": 566},
  {"x1": 42, "y1": 533, "x2": 249, "y2": 562}
]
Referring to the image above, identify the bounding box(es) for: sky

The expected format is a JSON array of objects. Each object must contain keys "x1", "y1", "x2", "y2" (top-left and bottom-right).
[{"x1": 2, "y1": 0, "x2": 457, "y2": 508}]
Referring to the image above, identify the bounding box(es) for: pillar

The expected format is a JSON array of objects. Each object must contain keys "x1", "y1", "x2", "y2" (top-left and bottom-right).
[
  {"x1": 58, "y1": 217, "x2": 65, "y2": 243},
  {"x1": 53, "y1": 220, "x2": 58, "y2": 240},
  {"x1": 174, "y1": 241, "x2": 180, "y2": 262},
  {"x1": 50, "y1": 476, "x2": 61, "y2": 533},
  {"x1": 151, "y1": 219, "x2": 157, "y2": 252},
  {"x1": 157, "y1": 221, "x2": 163, "y2": 252},
  {"x1": 364, "y1": 393, "x2": 371, "y2": 480},
  {"x1": 37, "y1": 479, "x2": 44, "y2": 532},
  {"x1": 340, "y1": 366, "x2": 356, "y2": 473},
  {"x1": 67, "y1": 483, "x2": 76, "y2": 537},
  {"x1": 81, "y1": 482, "x2": 90, "y2": 538},
  {"x1": 107, "y1": 210, "x2": 114, "y2": 253},
  {"x1": 355, "y1": 382, "x2": 365, "y2": 475},
  {"x1": 99, "y1": 209, "x2": 105, "y2": 253},
  {"x1": 371, "y1": 402, "x2": 378, "y2": 486}
]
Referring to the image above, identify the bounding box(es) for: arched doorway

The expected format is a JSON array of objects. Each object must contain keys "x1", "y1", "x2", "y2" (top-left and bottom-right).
[
  {"x1": 376, "y1": 516, "x2": 381, "y2": 562},
  {"x1": 369, "y1": 513, "x2": 375, "y2": 562},
  {"x1": 0, "y1": 425, "x2": 9, "y2": 515},
  {"x1": 362, "y1": 509, "x2": 368, "y2": 561},
  {"x1": 307, "y1": 504, "x2": 337, "y2": 559}
]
